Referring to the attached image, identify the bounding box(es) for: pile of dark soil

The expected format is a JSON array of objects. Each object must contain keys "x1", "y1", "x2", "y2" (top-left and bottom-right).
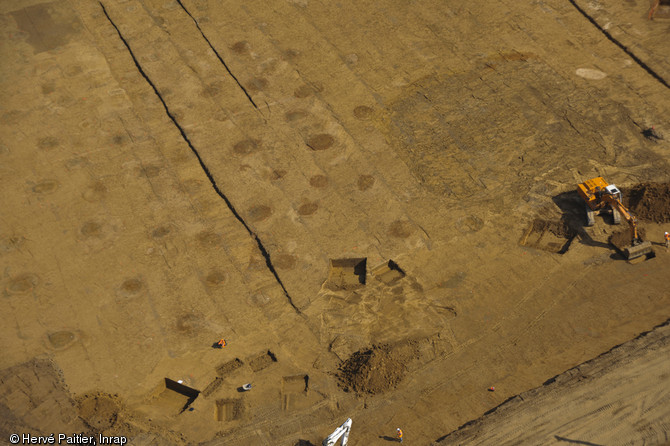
[
  {"x1": 609, "y1": 228, "x2": 647, "y2": 251},
  {"x1": 77, "y1": 393, "x2": 124, "y2": 432},
  {"x1": 337, "y1": 345, "x2": 407, "y2": 395},
  {"x1": 625, "y1": 183, "x2": 670, "y2": 223}
]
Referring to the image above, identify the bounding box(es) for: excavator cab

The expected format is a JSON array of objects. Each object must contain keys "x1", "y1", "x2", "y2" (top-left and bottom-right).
[{"x1": 577, "y1": 177, "x2": 621, "y2": 225}]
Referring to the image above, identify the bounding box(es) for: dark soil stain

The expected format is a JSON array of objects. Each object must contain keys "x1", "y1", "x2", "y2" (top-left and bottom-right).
[
  {"x1": 285, "y1": 110, "x2": 308, "y2": 122},
  {"x1": 309, "y1": 175, "x2": 328, "y2": 188},
  {"x1": 48, "y1": 331, "x2": 76, "y2": 349},
  {"x1": 140, "y1": 165, "x2": 161, "y2": 178},
  {"x1": 151, "y1": 225, "x2": 172, "y2": 239},
  {"x1": 119, "y1": 278, "x2": 143, "y2": 297},
  {"x1": 197, "y1": 231, "x2": 222, "y2": 247},
  {"x1": 7, "y1": 273, "x2": 40, "y2": 294},
  {"x1": 32, "y1": 179, "x2": 60, "y2": 194},
  {"x1": 11, "y1": 2, "x2": 82, "y2": 53},
  {"x1": 353, "y1": 105, "x2": 374, "y2": 120},
  {"x1": 246, "y1": 77, "x2": 268, "y2": 92},
  {"x1": 37, "y1": 136, "x2": 59, "y2": 150},
  {"x1": 269, "y1": 169, "x2": 287, "y2": 180},
  {"x1": 205, "y1": 269, "x2": 226, "y2": 286},
  {"x1": 298, "y1": 202, "x2": 319, "y2": 216},
  {"x1": 80, "y1": 221, "x2": 103, "y2": 238},
  {"x1": 306, "y1": 134, "x2": 334, "y2": 151},
  {"x1": 274, "y1": 254, "x2": 297, "y2": 270},
  {"x1": 357, "y1": 174, "x2": 375, "y2": 191},
  {"x1": 233, "y1": 139, "x2": 259, "y2": 155},
  {"x1": 231, "y1": 41, "x2": 250, "y2": 55},
  {"x1": 175, "y1": 313, "x2": 201, "y2": 334},
  {"x1": 294, "y1": 82, "x2": 323, "y2": 98},
  {"x1": 248, "y1": 205, "x2": 272, "y2": 222},
  {"x1": 388, "y1": 220, "x2": 413, "y2": 238},
  {"x1": 82, "y1": 181, "x2": 106, "y2": 202},
  {"x1": 282, "y1": 48, "x2": 300, "y2": 60}
]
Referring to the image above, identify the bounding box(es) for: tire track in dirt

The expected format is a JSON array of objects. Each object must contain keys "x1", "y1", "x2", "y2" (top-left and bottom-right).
[
  {"x1": 99, "y1": 2, "x2": 301, "y2": 314},
  {"x1": 568, "y1": 0, "x2": 670, "y2": 90},
  {"x1": 174, "y1": 0, "x2": 259, "y2": 110}
]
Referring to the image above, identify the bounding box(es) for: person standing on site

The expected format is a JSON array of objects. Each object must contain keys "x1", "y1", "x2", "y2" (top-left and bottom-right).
[
  {"x1": 396, "y1": 428, "x2": 403, "y2": 443},
  {"x1": 665, "y1": 231, "x2": 669, "y2": 249}
]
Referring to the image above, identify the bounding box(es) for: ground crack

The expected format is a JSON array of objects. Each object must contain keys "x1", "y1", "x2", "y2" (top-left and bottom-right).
[
  {"x1": 175, "y1": 0, "x2": 258, "y2": 110},
  {"x1": 568, "y1": 0, "x2": 670, "y2": 90},
  {"x1": 99, "y1": 2, "x2": 301, "y2": 314}
]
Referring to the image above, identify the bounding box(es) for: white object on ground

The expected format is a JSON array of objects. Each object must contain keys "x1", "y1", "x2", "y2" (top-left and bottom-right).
[
  {"x1": 323, "y1": 418, "x2": 352, "y2": 446},
  {"x1": 575, "y1": 68, "x2": 607, "y2": 80}
]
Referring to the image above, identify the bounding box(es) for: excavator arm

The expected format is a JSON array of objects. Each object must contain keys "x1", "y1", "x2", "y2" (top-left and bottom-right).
[
  {"x1": 600, "y1": 195, "x2": 640, "y2": 243},
  {"x1": 577, "y1": 177, "x2": 653, "y2": 260},
  {"x1": 600, "y1": 195, "x2": 653, "y2": 259}
]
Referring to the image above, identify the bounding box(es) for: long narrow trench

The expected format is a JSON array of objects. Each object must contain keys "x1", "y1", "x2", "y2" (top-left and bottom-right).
[
  {"x1": 175, "y1": 0, "x2": 258, "y2": 110},
  {"x1": 99, "y1": 2, "x2": 301, "y2": 314},
  {"x1": 568, "y1": 0, "x2": 670, "y2": 90}
]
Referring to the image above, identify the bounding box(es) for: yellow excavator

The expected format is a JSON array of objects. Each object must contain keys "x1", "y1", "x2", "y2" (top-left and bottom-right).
[{"x1": 577, "y1": 177, "x2": 653, "y2": 260}]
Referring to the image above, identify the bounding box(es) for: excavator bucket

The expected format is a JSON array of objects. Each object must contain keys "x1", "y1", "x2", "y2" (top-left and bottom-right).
[{"x1": 625, "y1": 241, "x2": 654, "y2": 261}]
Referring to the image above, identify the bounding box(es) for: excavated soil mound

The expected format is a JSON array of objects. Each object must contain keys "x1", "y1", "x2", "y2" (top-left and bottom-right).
[
  {"x1": 609, "y1": 227, "x2": 647, "y2": 251},
  {"x1": 77, "y1": 393, "x2": 123, "y2": 432},
  {"x1": 626, "y1": 183, "x2": 670, "y2": 223},
  {"x1": 337, "y1": 344, "x2": 409, "y2": 395}
]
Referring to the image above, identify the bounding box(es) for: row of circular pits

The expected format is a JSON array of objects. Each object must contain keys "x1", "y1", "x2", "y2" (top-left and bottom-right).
[
  {"x1": 9, "y1": 212, "x2": 413, "y2": 285},
  {"x1": 222, "y1": 39, "x2": 375, "y2": 158},
  {"x1": 227, "y1": 41, "x2": 374, "y2": 114},
  {"x1": 233, "y1": 103, "x2": 373, "y2": 148},
  {"x1": 3, "y1": 270, "x2": 228, "y2": 300},
  {"x1": 5, "y1": 247, "x2": 282, "y2": 298},
  {"x1": 29, "y1": 169, "x2": 371, "y2": 204},
  {"x1": 237, "y1": 163, "x2": 377, "y2": 192},
  {"x1": 8, "y1": 215, "x2": 413, "y2": 298},
  {"x1": 34, "y1": 128, "x2": 133, "y2": 156}
]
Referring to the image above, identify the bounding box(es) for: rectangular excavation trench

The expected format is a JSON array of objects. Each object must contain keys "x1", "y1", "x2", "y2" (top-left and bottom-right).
[
  {"x1": 372, "y1": 260, "x2": 406, "y2": 285},
  {"x1": 151, "y1": 378, "x2": 200, "y2": 415},
  {"x1": 520, "y1": 219, "x2": 576, "y2": 254},
  {"x1": 248, "y1": 350, "x2": 277, "y2": 372},
  {"x1": 327, "y1": 258, "x2": 367, "y2": 290},
  {"x1": 215, "y1": 398, "x2": 244, "y2": 421}
]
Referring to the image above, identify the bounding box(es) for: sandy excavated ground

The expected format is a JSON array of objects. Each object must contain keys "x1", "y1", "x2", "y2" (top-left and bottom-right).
[
  {"x1": 1, "y1": 0, "x2": 669, "y2": 445},
  {"x1": 436, "y1": 320, "x2": 670, "y2": 446}
]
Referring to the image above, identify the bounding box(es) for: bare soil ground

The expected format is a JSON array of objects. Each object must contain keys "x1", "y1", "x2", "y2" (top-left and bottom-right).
[
  {"x1": 435, "y1": 319, "x2": 670, "y2": 446},
  {"x1": 1, "y1": 0, "x2": 669, "y2": 445}
]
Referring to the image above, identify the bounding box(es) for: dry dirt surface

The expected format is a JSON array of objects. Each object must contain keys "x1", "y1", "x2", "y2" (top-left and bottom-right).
[
  {"x1": 434, "y1": 320, "x2": 670, "y2": 446},
  {"x1": 1, "y1": 0, "x2": 670, "y2": 445}
]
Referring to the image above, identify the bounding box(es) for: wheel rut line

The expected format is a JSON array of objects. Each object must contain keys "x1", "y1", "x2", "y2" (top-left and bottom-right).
[
  {"x1": 174, "y1": 0, "x2": 259, "y2": 110},
  {"x1": 99, "y1": 2, "x2": 301, "y2": 315},
  {"x1": 568, "y1": 0, "x2": 670, "y2": 90}
]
